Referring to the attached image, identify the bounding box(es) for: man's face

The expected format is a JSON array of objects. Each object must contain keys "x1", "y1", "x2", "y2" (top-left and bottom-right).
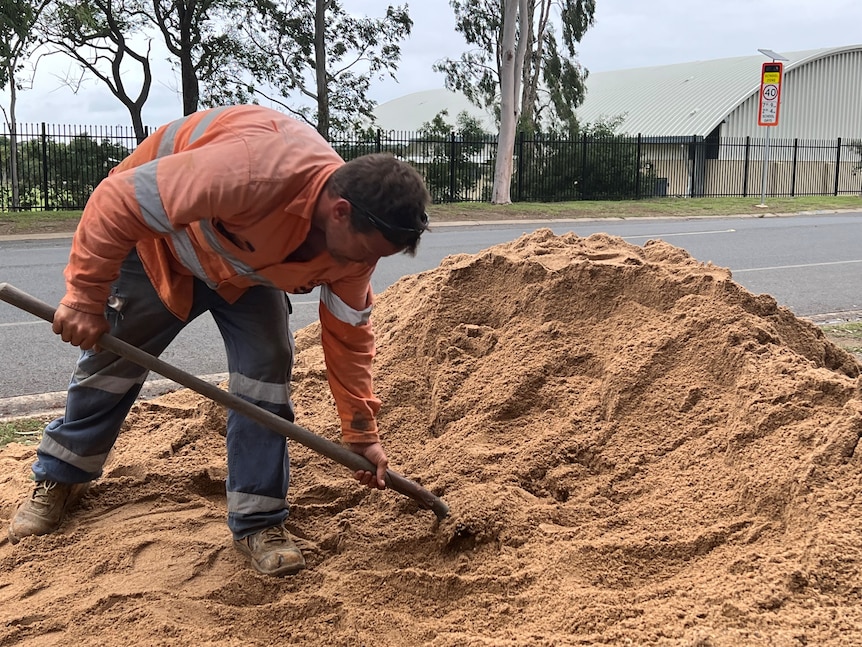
[{"x1": 326, "y1": 201, "x2": 404, "y2": 265}]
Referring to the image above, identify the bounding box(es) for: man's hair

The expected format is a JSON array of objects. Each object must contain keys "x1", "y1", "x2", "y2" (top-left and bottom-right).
[{"x1": 327, "y1": 153, "x2": 431, "y2": 254}]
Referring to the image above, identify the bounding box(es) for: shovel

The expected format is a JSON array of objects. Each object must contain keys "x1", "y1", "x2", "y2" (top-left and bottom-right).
[{"x1": 0, "y1": 282, "x2": 449, "y2": 520}]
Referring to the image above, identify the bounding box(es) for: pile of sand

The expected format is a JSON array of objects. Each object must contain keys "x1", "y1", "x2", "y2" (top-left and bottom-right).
[{"x1": 1, "y1": 229, "x2": 861, "y2": 646}]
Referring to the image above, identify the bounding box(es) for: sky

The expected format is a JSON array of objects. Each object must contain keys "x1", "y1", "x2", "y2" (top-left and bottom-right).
[{"x1": 3, "y1": 0, "x2": 861, "y2": 128}]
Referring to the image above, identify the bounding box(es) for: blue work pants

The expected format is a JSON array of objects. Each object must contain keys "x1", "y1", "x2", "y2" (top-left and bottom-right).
[{"x1": 32, "y1": 249, "x2": 295, "y2": 538}]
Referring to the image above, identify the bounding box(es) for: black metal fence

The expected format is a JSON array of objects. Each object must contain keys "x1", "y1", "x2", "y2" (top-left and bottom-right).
[
  {"x1": 2, "y1": 122, "x2": 860, "y2": 211},
  {"x1": 330, "y1": 131, "x2": 862, "y2": 203},
  {"x1": 0, "y1": 123, "x2": 147, "y2": 211}
]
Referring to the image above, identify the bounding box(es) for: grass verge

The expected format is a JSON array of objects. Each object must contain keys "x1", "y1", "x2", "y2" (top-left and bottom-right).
[
  {"x1": 429, "y1": 196, "x2": 862, "y2": 222},
  {"x1": 821, "y1": 322, "x2": 862, "y2": 358},
  {"x1": 0, "y1": 210, "x2": 83, "y2": 236},
  {"x1": 0, "y1": 417, "x2": 49, "y2": 447},
  {"x1": 2, "y1": 196, "x2": 861, "y2": 233}
]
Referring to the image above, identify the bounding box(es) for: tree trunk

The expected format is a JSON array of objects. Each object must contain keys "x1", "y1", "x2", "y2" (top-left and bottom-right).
[
  {"x1": 7, "y1": 67, "x2": 20, "y2": 211},
  {"x1": 130, "y1": 110, "x2": 147, "y2": 144},
  {"x1": 181, "y1": 51, "x2": 199, "y2": 115},
  {"x1": 179, "y1": 6, "x2": 199, "y2": 116},
  {"x1": 520, "y1": 0, "x2": 548, "y2": 129},
  {"x1": 491, "y1": 0, "x2": 526, "y2": 204},
  {"x1": 314, "y1": 0, "x2": 329, "y2": 138}
]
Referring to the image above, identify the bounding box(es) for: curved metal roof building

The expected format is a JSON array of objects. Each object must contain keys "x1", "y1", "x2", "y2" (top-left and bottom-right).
[
  {"x1": 373, "y1": 45, "x2": 862, "y2": 139},
  {"x1": 576, "y1": 45, "x2": 862, "y2": 138}
]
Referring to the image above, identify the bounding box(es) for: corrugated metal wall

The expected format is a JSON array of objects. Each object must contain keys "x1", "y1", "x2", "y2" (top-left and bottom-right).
[{"x1": 724, "y1": 50, "x2": 862, "y2": 140}]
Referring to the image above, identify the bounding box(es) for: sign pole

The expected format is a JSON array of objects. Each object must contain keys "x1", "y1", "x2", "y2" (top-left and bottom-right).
[
  {"x1": 759, "y1": 126, "x2": 771, "y2": 207},
  {"x1": 755, "y1": 51, "x2": 786, "y2": 208}
]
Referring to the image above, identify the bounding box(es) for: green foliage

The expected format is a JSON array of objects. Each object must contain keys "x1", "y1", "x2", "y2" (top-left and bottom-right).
[
  {"x1": 149, "y1": 0, "x2": 252, "y2": 115},
  {"x1": 0, "y1": 133, "x2": 130, "y2": 210},
  {"x1": 0, "y1": 0, "x2": 44, "y2": 91},
  {"x1": 852, "y1": 140, "x2": 862, "y2": 171},
  {"x1": 203, "y1": 0, "x2": 413, "y2": 138},
  {"x1": 577, "y1": 120, "x2": 642, "y2": 200},
  {"x1": 416, "y1": 110, "x2": 493, "y2": 203},
  {"x1": 433, "y1": 1, "x2": 501, "y2": 113},
  {"x1": 515, "y1": 118, "x2": 656, "y2": 202},
  {"x1": 434, "y1": 0, "x2": 595, "y2": 132}
]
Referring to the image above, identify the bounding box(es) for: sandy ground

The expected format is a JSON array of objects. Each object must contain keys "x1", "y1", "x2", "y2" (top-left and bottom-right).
[{"x1": 1, "y1": 229, "x2": 861, "y2": 646}]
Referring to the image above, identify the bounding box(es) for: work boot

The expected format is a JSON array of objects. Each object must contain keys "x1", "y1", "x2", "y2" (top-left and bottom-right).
[
  {"x1": 8, "y1": 480, "x2": 90, "y2": 544},
  {"x1": 234, "y1": 524, "x2": 306, "y2": 576}
]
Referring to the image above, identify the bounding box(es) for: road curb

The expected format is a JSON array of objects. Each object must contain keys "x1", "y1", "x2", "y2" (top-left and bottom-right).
[
  {"x1": 1, "y1": 208, "x2": 861, "y2": 242},
  {"x1": 0, "y1": 373, "x2": 229, "y2": 422},
  {"x1": 0, "y1": 232, "x2": 77, "y2": 242}
]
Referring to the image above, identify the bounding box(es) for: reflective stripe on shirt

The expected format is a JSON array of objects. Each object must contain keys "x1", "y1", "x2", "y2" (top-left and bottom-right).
[
  {"x1": 156, "y1": 105, "x2": 231, "y2": 157},
  {"x1": 134, "y1": 163, "x2": 175, "y2": 234},
  {"x1": 320, "y1": 284, "x2": 372, "y2": 326},
  {"x1": 197, "y1": 220, "x2": 276, "y2": 288},
  {"x1": 170, "y1": 230, "x2": 218, "y2": 288},
  {"x1": 189, "y1": 106, "x2": 231, "y2": 143},
  {"x1": 157, "y1": 115, "x2": 189, "y2": 157},
  {"x1": 139, "y1": 106, "x2": 267, "y2": 289}
]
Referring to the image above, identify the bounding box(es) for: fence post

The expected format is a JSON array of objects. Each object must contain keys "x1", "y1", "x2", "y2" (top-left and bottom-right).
[
  {"x1": 790, "y1": 138, "x2": 798, "y2": 197},
  {"x1": 742, "y1": 136, "x2": 751, "y2": 197},
  {"x1": 580, "y1": 132, "x2": 588, "y2": 200},
  {"x1": 635, "y1": 133, "x2": 642, "y2": 199},
  {"x1": 516, "y1": 130, "x2": 524, "y2": 202},
  {"x1": 375, "y1": 129, "x2": 382, "y2": 154},
  {"x1": 834, "y1": 137, "x2": 842, "y2": 196},
  {"x1": 448, "y1": 132, "x2": 456, "y2": 202},
  {"x1": 41, "y1": 123, "x2": 49, "y2": 211}
]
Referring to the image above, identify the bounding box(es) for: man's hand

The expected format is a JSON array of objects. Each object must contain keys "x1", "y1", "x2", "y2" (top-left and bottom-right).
[
  {"x1": 349, "y1": 441, "x2": 389, "y2": 490},
  {"x1": 53, "y1": 304, "x2": 110, "y2": 351}
]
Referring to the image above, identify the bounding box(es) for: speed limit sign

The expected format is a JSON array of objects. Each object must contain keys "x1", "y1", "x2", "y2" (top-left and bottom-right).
[{"x1": 758, "y1": 62, "x2": 783, "y2": 126}]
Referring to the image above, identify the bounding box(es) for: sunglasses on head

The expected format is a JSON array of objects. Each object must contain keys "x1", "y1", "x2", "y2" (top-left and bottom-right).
[{"x1": 345, "y1": 198, "x2": 429, "y2": 237}]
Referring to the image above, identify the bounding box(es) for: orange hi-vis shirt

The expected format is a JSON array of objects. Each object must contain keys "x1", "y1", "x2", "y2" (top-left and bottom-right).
[{"x1": 62, "y1": 105, "x2": 382, "y2": 443}]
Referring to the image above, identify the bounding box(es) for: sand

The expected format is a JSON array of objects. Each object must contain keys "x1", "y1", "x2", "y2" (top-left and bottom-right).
[{"x1": 1, "y1": 228, "x2": 861, "y2": 646}]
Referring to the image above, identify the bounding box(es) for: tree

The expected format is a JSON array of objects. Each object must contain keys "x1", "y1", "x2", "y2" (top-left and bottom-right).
[
  {"x1": 39, "y1": 0, "x2": 259, "y2": 130},
  {"x1": 492, "y1": 0, "x2": 526, "y2": 204},
  {"x1": 434, "y1": 0, "x2": 595, "y2": 202},
  {"x1": 1, "y1": 0, "x2": 51, "y2": 209},
  {"x1": 204, "y1": 0, "x2": 412, "y2": 139},
  {"x1": 38, "y1": 0, "x2": 153, "y2": 143},
  {"x1": 148, "y1": 0, "x2": 250, "y2": 115}
]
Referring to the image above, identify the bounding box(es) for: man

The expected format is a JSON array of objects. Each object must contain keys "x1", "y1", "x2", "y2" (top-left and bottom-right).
[{"x1": 7, "y1": 104, "x2": 431, "y2": 577}]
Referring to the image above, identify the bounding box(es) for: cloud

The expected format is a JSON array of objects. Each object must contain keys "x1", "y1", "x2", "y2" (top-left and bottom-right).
[{"x1": 3, "y1": 0, "x2": 860, "y2": 128}]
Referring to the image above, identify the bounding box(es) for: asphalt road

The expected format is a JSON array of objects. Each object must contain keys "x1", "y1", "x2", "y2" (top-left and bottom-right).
[{"x1": 2, "y1": 211, "x2": 861, "y2": 407}]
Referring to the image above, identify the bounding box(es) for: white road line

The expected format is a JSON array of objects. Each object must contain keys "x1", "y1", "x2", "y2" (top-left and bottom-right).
[
  {"x1": 734, "y1": 259, "x2": 862, "y2": 273},
  {"x1": 0, "y1": 320, "x2": 44, "y2": 329},
  {"x1": 625, "y1": 228, "x2": 736, "y2": 240}
]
